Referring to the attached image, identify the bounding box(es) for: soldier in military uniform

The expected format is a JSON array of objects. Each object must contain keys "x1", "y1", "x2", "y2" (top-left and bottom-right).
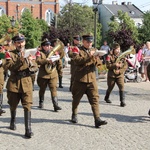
[
  {"x1": 36, "y1": 39, "x2": 62, "y2": 112},
  {"x1": 68, "y1": 35, "x2": 81, "y2": 91},
  {"x1": 70, "y1": 33, "x2": 107, "y2": 128},
  {"x1": 104, "y1": 43, "x2": 128, "y2": 107},
  {"x1": 51, "y1": 38, "x2": 64, "y2": 88},
  {"x1": 0, "y1": 46, "x2": 6, "y2": 115},
  {"x1": 4, "y1": 34, "x2": 35, "y2": 138}
]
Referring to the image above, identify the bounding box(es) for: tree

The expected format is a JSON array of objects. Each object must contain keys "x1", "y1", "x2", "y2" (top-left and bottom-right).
[
  {"x1": 138, "y1": 11, "x2": 150, "y2": 43},
  {"x1": 106, "y1": 11, "x2": 139, "y2": 51},
  {"x1": 0, "y1": 15, "x2": 12, "y2": 38},
  {"x1": 37, "y1": 19, "x2": 49, "y2": 33},
  {"x1": 20, "y1": 10, "x2": 42, "y2": 48},
  {"x1": 57, "y1": 3, "x2": 102, "y2": 47}
]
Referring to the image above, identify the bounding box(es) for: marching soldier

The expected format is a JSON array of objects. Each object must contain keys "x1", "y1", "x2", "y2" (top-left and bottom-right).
[
  {"x1": 104, "y1": 43, "x2": 128, "y2": 107},
  {"x1": 0, "y1": 45, "x2": 6, "y2": 115},
  {"x1": 4, "y1": 34, "x2": 35, "y2": 138},
  {"x1": 68, "y1": 35, "x2": 81, "y2": 91},
  {"x1": 36, "y1": 39, "x2": 62, "y2": 112},
  {"x1": 51, "y1": 38, "x2": 64, "y2": 88},
  {"x1": 70, "y1": 33, "x2": 107, "y2": 128}
]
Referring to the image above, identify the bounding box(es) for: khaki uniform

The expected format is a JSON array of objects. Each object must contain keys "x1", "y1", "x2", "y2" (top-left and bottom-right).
[
  {"x1": 36, "y1": 49, "x2": 62, "y2": 111},
  {"x1": 37, "y1": 50, "x2": 59, "y2": 96},
  {"x1": 104, "y1": 53, "x2": 128, "y2": 106},
  {"x1": 0, "y1": 62, "x2": 4, "y2": 94},
  {"x1": 71, "y1": 46, "x2": 102, "y2": 119},
  {"x1": 0, "y1": 58, "x2": 5, "y2": 115},
  {"x1": 106, "y1": 54, "x2": 128, "y2": 92},
  {"x1": 4, "y1": 50, "x2": 33, "y2": 111},
  {"x1": 68, "y1": 44, "x2": 81, "y2": 91}
]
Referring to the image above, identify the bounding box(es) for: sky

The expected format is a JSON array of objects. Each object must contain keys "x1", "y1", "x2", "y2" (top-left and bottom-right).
[{"x1": 60, "y1": 0, "x2": 150, "y2": 12}]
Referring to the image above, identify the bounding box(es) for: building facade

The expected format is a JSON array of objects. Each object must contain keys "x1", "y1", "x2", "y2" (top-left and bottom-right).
[
  {"x1": 98, "y1": 1, "x2": 144, "y2": 38},
  {"x1": 0, "y1": 0, "x2": 59, "y2": 25}
]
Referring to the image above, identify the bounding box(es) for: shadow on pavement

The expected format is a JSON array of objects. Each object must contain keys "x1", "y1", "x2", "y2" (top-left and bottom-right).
[{"x1": 79, "y1": 112, "x2": 150, "y2": 123}]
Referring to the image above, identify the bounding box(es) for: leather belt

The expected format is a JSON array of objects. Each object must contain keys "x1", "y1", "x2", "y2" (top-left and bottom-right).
[{"x1": 17, "y1": 69, "x2": 31, "y2": 78}]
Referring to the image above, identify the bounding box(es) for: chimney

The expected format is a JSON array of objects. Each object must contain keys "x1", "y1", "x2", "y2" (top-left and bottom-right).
[
  {"x1": 127, "y1": 2, "x2": 132, "y2": 5},
  {"x1": 121, "y1": 2, "x2": 126, "y2": 5},
  {"x1": 112, "y1": 1, "x2": 117, "y2": 5}
]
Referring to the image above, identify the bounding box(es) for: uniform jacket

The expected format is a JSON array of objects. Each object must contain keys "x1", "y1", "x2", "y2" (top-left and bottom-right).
[
  {"x1": 0, "y1": 60, "x2": 4, "y2": 86},
  {"x1": 4, "y1": 49, "x2": 33, "y2": 93},
  {"x1": 36, "y1": 50, "x2": 61, "y2": 79},
  {"x1": 106, "y1": 54, "x2": 128, "y2": 78},
  {"x1": 56, "y1": 59, "x2": 63, "y2": 77},
  {"x1": 68, "y1": 44, "x2": 81, "y2": 76},
  {"x1": 73, "y1": 46, "x2": 102, "y2": 83}
]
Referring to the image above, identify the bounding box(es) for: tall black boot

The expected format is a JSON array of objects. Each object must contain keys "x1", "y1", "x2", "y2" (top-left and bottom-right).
[
  {"x1": 10, "y1": 110, "x2": 16, "y2": 130},
  {"x1": 52, "y1": 97, "x2": 62, "y2": 112},
  {"x1": 104, "y1": 90, "x2": 112, "y2": 103},
  {"x1": 0, "y1": 94, "x2": 6, "y2": 115},
  {"x1": 59, "y1": 76, "x2": 63, "y2": 88},
  {"x1": 119, "y1": 91, "x2": 126, "y2": 107},
  {"x1": 24, "y1": 111, "x2": 33, "y2": 138},
  {"x1": 38, "y1": 95, "x2": 44, "y2": 108}
]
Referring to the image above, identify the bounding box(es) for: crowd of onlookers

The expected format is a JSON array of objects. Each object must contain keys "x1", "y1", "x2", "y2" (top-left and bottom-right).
[{"x1": 63, "y1": 40, "x2": 150, "y2": 82}]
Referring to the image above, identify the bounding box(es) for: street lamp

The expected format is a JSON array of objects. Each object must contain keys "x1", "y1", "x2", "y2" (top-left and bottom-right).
[
  {"x1": 16, "y1": 4, "x2": 20, "y2": 21},
  {"x1": 31, "y1": 5, "x2": 34, "y2": 14},
  {"x1": 10, "y1": 16, "x2": 16, "y2": 29},
  {"x1": 92, "y1": 0, "x2": 100, "y2": 48}
]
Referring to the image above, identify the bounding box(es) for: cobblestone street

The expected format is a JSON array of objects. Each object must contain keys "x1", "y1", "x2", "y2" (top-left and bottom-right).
[{"x1": 0, "y1": 66, "x2": 150, "y2": 150}]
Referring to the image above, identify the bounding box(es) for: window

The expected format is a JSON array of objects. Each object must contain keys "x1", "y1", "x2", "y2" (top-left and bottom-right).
[
  {"x1": 45, "y1": 9, "x2": 54, "y2": 26},
  {"x1": 21, "y1": 8, "x2": 29, "y2": 15},
  {"x1": 0, "y1": 8, "x2": 5, "y2": 16}
]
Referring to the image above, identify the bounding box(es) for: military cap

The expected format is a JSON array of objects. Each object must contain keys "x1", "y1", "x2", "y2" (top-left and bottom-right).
[
  {"x1": 41, "y1": 38, "x2": 51, "y2": 46},
  {"x1": 73, "y1": 35, "x2": 80, "y2": 41},
  {"x1": 82, "y1": 33, "x2": 94, "y2": 42},
  {"x1": 12, "y1": 33, "x2": 25, "y2": 42}
]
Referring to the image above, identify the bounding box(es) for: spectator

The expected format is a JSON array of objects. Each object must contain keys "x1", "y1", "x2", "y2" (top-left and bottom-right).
[
  {"x1": 100, "y1": 40, "x2": 110, "y2": 64},
  {"x1": 142, "y1": 41, "x2": 150, "y2": 82}
]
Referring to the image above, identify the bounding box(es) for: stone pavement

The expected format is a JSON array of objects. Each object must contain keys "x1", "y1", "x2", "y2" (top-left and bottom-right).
[{"x1": 0, "y1": 66, "x2": 150, "y2": 150}]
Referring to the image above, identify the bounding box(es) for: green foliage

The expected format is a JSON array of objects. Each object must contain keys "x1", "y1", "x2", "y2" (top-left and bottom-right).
[
  {"x1": 20, "y1": 10, "x2": 43, "y2": 48},
  {"x1": 0, "y1": 15, "x2": 11, "y2": 37},
  {"x1": 57, "y1": 3, "x2": 102, "y2": 47},
  {"x1": 138, "y1": 11, "x2": 150, "y2": 43},
  {"x1": 37, "y1": 19, "x2": 49, "y2": 33},
  {"x1": 106, "y1": 11, "x2": 139, "y2": 51}
]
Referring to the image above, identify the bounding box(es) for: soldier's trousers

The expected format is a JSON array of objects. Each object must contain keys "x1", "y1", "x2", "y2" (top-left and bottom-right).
[
  {"x1": 72, "y1": 80, "x2": 100, "y2": 119},
  {"x1": 107, "y1": 76, "x2": 124, "y2": 93},
  {"x1": 37, "y1": 77, "x2": 58, "y2": 98},
  {"x1": 0, "y1": 80, "x2": 4, "y2": 94},
  {"x1": 7, "y1": 91, "x2": 32, "y2": 111}
]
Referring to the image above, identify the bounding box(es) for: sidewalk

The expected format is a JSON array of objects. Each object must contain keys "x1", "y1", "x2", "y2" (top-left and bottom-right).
[{"x1": 0, "y1": 66, "x2": 149, "y2": 150}]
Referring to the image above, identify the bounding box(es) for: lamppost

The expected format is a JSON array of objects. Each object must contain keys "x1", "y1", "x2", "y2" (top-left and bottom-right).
[
  {"x1": 31, "y1": 5, "x2": 34, "y2": 14},
  {"x1": 10, "y1": 16, "x2": 16, "y2": 29},
  {"x1": 10, "y1": 16, "x2": 16, "y2": 36},
  {"x1": 16, "y1": 4, "x2": 20, "y2": 21},
  {"x1": 92, "y1": 0, "x2": 100, "y2": 48}
]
